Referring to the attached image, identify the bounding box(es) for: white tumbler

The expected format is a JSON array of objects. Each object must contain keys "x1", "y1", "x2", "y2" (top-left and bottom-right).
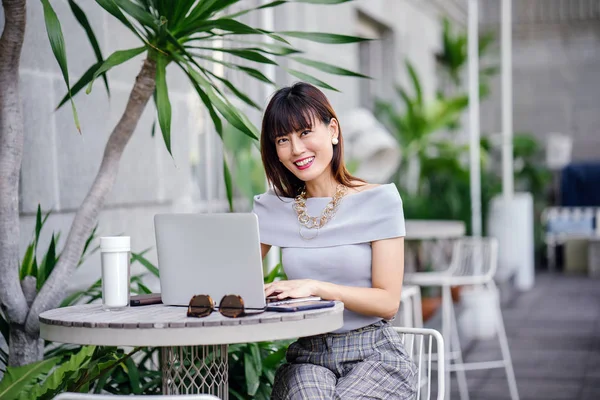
[{"x1": 100, "y1": 236, "x2": 131, "y2": 311}]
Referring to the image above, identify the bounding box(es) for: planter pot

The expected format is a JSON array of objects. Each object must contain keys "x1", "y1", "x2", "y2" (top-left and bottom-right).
[
  {"x1": 451, "y1": 285, "x2": 463, "y2": 303},
  {"x1": 421, "y1": 296, "x2": 442, "y2": 322}
]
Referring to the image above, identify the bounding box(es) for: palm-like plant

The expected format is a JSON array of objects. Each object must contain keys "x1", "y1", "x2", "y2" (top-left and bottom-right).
[
  {"x1": 375, "y1": 60, "x2": 468, "y2": 194},
  {"x1": 44, "y1": 0, "x2": 370, "y2": 210},
  {"x1": 0, "y1": 0, "x2": 368, "y2": 367},
  {"x1": 435, "y1": 16, "x2": 497, "y2": 95}
]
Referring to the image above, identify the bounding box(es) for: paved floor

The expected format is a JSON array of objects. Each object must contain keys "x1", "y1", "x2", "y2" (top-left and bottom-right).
[{"x1": 427, "y1": 272, "x2": 600, "y2": 400}]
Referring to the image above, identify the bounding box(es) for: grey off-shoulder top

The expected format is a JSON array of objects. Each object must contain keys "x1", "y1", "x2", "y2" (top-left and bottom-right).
[{"x1": 252, "y1": 183, "x2": 406, "y2": 333}]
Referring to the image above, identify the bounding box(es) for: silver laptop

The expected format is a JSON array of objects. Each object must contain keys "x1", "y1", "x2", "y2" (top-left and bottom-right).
[{"x1": 154, "y1": 213, "x2": 267, "y2": 310}]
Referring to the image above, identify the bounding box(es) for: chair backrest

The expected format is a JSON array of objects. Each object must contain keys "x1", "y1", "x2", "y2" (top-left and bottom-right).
[
  {"x1": 54, "y1": 394, "x2": 220, "y2": 399},
  {"x1": 447, "y1": 236, "x2": 498, "y2": 281},
  {"x1": 396, "y1": 284, "x2": 424, "y2": 328},
  {"x1": 393, "y1": 327, "x2": 445, "y2": 400}
]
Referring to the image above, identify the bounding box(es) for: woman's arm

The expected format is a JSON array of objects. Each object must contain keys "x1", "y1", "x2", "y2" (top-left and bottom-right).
[{"x1": 264, "y1": 237, "x2": 405, "y2": 320}]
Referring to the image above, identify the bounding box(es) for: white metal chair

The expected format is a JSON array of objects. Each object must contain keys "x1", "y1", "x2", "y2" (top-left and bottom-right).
[
  {"x1": 395, "y1": 284, "x2": 425, "y2": 328},
  {"x1": 404, "y1": 237, "x2": 519, "y2": 400},
  {"x1": 393, "y1": 327, "x2": 445, "y2": 400},
  {"x1": 54, "y1": 394, "x2": 220, "y2": 399}
]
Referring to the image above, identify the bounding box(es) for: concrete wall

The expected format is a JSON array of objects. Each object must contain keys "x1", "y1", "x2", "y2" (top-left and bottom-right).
[
  {"x1": 480, "y1": 22, "x2": 600, "y2": 162},
  {"x1": 3, "y1": 0, "x2": 447, "y2": 293}
]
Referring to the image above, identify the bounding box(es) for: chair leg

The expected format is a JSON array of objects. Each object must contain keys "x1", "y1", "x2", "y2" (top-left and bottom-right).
[
  {"x1": 489, "y1": 282, "x2": 520, "y2": 400},
  {"x1": 449, "y1": 294, "x2": 470, "y2": 400},
  {"x1": 442, "y1": 285, "x2": 452, "y2": 400}
]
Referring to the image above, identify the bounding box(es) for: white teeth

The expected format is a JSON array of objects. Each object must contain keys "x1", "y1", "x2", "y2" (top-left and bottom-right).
[{"x1": 295, "y1": 157, "x2": 314, "y2": 167}]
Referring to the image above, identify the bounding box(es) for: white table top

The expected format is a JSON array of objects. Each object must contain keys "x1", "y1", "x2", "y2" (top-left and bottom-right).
[
  {"x1": 405, "y1": 219, "x2": 466, "y2": 240},
  {"x1": 39, "y1": 302, "x2": 344, "y2": 347}
]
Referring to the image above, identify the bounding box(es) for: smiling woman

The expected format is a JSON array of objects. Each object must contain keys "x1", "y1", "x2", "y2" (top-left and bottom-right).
[
  {"x1": 260, "y1": 82, "x2": 364, "y2": 199},
  {"x1": 253, "y1": 82, "x2": 418, "y2": 399}
]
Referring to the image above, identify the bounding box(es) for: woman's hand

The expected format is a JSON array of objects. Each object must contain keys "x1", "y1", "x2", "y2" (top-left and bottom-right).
[{"x1": 264, "y1": 279, "x2": 320, "y2": 299}]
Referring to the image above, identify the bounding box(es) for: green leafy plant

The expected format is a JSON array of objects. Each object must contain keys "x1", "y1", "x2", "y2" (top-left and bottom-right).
[
  {"x1": 0, "y1": 205, "x2": 99, "y2": 369},
  {"x1": 228, "y1": 340, "x2": 291, "y2": 400},
  {"x1": 374, "y1": 58, "x2": 495, "y2": 303},
  {"x1": 375, "y1": 59, "x2": 469, "y2": 194},
  {"x1": 0, "y1": 356, "x2": 61, "y2": 400},
  {"x1": 49, "y1": 0, "x2": 370, "y2": 211},
  {"x1": 0, "y1": 345, "x2": 146, "y2": 399},
  {"x1": 91, "y1": 347, "x2": 160, "y2": 396},
  {"x1": 0, "y1": 206, "x2": 161, "y2": 396},
  {"x1": 436, "y1": 17, "x2": 497, "y2": 95}
]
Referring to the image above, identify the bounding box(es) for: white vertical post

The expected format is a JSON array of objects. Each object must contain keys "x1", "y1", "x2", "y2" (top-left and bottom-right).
[
  {"x1": 468, "y1": 0, "x2": 482, "y2": 237},
  {"x1": 262, "y1": 1, "x2": 280, "y2": 273},
  {"x1": 502, "y1": 0, "x2": 514, "y2": 199},
  {"x1": 262, "y1": 3, "x2": 276, "y2": 93}
]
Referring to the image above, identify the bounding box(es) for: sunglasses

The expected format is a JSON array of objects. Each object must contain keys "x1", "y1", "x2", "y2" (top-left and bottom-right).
[{"x1": 187, "y1": 294, "x2": 253, "y2": 318}]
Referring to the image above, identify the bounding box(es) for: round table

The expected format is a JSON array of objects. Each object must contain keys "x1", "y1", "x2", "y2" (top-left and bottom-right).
[{"x1": 40, "y1": 302, "x2": 344, "y2": 398}]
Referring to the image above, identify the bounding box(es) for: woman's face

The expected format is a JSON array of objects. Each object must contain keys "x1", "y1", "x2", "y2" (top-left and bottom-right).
[{"x1": 275, "y1": 118, "x2": 338, "y2": 184}]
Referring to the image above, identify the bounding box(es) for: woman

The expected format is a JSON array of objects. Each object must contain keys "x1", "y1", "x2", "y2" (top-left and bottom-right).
[{"x1": 253, "y1": 82, "x2": 417, "y2": 399}]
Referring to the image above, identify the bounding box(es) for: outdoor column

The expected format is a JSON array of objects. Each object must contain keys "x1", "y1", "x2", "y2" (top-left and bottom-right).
[
  {"x1": 501, "y1": 0, "x2": 514, "y2": 199},
  {"x1": 488, "y1": 0, "x2": 535, "y2": 290},
  {"x1": 468, "y1": 0, "x2": 482, "y2": 237}
]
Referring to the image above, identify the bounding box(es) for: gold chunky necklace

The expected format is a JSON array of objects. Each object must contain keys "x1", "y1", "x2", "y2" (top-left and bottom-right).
[{"x1": 293, "y1": 184, "x2": 348, "y2": 240}]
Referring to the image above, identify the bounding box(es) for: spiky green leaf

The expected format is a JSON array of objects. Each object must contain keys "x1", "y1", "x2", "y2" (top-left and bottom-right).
[
  {"x1": 284, "y1": 68, "x2": 339, "y2": 92},
  {"x1": 280, "y1": 31, "x2": 369, "y2": 44},
  {"x1": 223, "y1": 159, "x2": 234, "y2": 212},
  {"x1": 37, "y1": 234, "x2": 58, "y2": 290},
  {"x1": 244, "y1": 348, "x2": 261, "y2": 396},
  {"x1": 111, "y1": 0, "x2": 157, "y2": 28},
  {"x1": 186, "y1": 46, "x2": 277, "y2": 65},
  {"x1": 291, "y1": 56, "x2": 369, "y2": 78},
  {"x1": 41, "y1": 0, "x2": 81, "y2": 133},
  {"x1": 86, "y1": 46, "x2": 146, "y2": 94},
  {"x1": 57, "y1": 61, "x2": 103, "y2": 109},
  {"x1": 20, "y1": 244, "x2": 35, "y2": 280},
  {"x1": 95, "y1": 0, "x2": 147, "y2": 42},
  {"x1": 35, "y1": 205, "x2": 43, "y2": 245},
  {"x1": 68, "y1": 0, "x2": 110, "y2": 96},
  {"x1": 155, "y1": 54, "x2": 172, "y2": 156},
  {"x1": 131, "y1": 252, "x2": 160, "y2": 277},
  {"x1": 185, "y1": 66, "x2": 259, "y2": 140}
]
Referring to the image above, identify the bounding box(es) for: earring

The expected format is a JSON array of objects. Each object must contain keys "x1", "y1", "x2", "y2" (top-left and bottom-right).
[{"x1": 332, "y1": 137, "x2": 339, "y2": 145}]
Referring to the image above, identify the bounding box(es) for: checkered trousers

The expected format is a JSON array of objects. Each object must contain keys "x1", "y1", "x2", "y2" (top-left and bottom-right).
[{"x1": 271, "y1": 320, "x2": 418, "y2": 400}]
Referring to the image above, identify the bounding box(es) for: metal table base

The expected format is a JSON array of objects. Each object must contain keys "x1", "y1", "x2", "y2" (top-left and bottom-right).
[{"x1": 161, "y1": 344, "x2": 229, "y2": 399}]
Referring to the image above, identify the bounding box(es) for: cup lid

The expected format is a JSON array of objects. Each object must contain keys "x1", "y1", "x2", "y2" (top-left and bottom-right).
[{"x1": 100, "y1": 236, "x2": 130, "y2": 251}]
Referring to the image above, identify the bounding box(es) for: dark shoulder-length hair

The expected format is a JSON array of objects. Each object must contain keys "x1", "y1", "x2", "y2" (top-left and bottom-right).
[{"x1": 260, "y1": 82, "x2": 364, "y2": 198}]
